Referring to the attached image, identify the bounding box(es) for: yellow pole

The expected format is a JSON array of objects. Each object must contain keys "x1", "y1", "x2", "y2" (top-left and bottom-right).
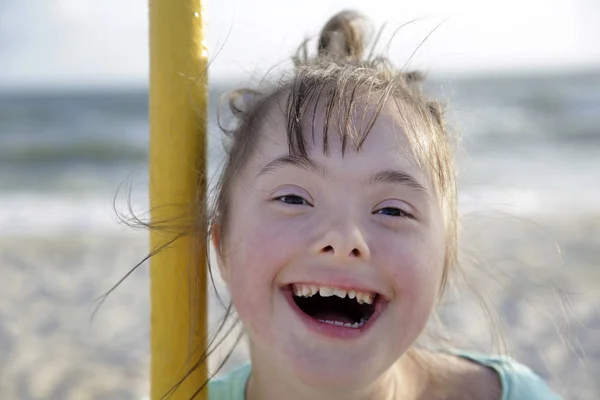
[{"x1": 149, "y1": 0, "x2": 208, "y2": 399}]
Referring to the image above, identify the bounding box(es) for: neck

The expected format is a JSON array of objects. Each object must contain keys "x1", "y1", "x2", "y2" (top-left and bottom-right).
[{"x1": 245, "y1": 346, "x2": 427, "y2": 400}]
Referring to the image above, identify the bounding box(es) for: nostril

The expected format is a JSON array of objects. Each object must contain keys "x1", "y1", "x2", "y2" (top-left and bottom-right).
[
  {"x1": 323, "y1": 245, "x2": 334, "y2": 253},
  {"x1": 351, "y1": 248, "x2": 360, "y2": 257}
]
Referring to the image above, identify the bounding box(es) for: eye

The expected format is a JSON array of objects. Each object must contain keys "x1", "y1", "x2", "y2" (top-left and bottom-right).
[
  {"x1": 275, "y1": 194, "x2": 311, "y2": 206},
  {"x1": 373, "y1": 207, "x2": 414, "y2": 219}
]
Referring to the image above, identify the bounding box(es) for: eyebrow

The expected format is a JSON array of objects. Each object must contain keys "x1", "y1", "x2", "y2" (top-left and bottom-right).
[
  {"x1": 367, "y1": 170, "x2": 428, "y2": 195},
  {"x1": 258, "y1": 155, "x2": 428, "y2": 195},
  {"x1": 258, "y1": 155, "x2": 326, "y2": 177}
]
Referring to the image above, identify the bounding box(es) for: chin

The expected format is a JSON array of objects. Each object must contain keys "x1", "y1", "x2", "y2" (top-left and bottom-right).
[{"x1": 280, "y1": 342, "x2": 390, "y2": 391}]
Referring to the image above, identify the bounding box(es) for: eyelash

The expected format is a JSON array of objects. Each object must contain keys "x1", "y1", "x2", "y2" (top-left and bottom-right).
[
  {"x1": 274, "y1": 194, "x2": 311, "y2": 206},
  {"x1": 373, "y1": 207, "x2": 415, "y2": 219},
  {"x1": 275, "y1": 195, "x2": 414, "y2": 219}
]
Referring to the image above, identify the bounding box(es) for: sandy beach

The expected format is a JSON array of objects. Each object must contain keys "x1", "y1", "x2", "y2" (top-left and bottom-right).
[{"x1": 0, "y1": 211, "x2": 598, "y2": 399}]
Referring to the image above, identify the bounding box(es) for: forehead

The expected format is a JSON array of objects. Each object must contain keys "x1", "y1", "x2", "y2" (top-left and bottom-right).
[{"x1": 254, "y1": 98, "x2": 420, "y2": 169}]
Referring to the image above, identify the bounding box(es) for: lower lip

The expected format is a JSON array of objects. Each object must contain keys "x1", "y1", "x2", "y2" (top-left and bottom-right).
[{"x1": 282, "y1": 287, "x2": 387, "y2": 340}]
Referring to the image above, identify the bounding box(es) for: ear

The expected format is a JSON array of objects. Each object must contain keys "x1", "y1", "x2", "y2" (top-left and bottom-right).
[{"x1": 211, "y1": 221, "x2": 230, "y2": 285}]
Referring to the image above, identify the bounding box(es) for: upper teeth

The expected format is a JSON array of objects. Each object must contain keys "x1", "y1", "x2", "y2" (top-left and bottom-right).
[{"x1": 293, "y1": 284, "x2": 375, "y2": 305}]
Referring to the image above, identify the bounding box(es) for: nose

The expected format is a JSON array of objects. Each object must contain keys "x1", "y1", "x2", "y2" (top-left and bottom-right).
[{"x1": 310, "y1": 222, "x2": 371, "y2": 261}]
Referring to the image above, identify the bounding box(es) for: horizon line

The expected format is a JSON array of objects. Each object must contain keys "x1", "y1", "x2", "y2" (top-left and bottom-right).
[{"x1": 1, "y1": 65, "x2": 599, "y2": 94}]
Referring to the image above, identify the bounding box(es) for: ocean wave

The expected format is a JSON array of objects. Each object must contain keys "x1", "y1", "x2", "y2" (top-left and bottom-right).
[
  {"x1": 2, "y1": 184, "x2": 599, "y2": 237},
  {"x1": 0, "y1": 193, "x2": 146, "y2": 237},
  {"x1": 0, "y1": 142, "x2": 148, "y2": 163},
  {"x1": 1, "y1": 73, "x2": 599, "y2": 168}
]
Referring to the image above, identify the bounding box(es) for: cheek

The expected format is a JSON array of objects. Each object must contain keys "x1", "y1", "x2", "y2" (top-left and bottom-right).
[
  {"x1": 231, "y1": 214, "x2": 301, "y2": 279},
  {"x1": 224, "y1": 212, "x2": 303, "y2": 327},
  {"x1": 380, "y1": 227, "x2": 445, "y2": 312}
]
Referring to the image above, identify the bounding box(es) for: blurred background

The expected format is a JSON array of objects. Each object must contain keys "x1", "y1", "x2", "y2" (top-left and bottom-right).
[{"x1": 1, "y1": 0, "x2": 599, "y2": 399}]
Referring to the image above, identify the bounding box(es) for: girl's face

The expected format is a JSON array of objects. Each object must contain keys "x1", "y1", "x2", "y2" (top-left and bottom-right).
[{"x1": 217, "y1": 102, "x2": 447, "y2": 390}]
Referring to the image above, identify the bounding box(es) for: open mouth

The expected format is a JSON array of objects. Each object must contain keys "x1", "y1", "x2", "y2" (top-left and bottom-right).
[{"x1": 290, "y1": 283, "x2": 380, "y2": 329}]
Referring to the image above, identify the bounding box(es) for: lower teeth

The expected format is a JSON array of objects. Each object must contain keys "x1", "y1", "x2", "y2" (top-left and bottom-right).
[{"x1": 317, "y1": 318, "x2": 367, "y2": 329}]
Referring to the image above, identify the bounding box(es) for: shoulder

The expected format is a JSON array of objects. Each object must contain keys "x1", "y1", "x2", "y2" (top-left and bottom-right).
[
  {"x1": 208, "y1": 364, "x2": 251, "y2": 400},
  {"x1": 452, "y1": 351, "x2": 563, "y2": 400}
]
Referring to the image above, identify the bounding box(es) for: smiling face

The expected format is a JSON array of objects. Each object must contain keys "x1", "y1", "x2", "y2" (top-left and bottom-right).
[{"x1": 215, "y1": 98, "x2": 448, "y2": 393}]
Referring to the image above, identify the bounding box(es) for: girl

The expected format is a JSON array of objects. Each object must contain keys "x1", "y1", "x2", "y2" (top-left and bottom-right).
[{"x1": 200, "y1": 10, "x2": 561, "y2": 400}]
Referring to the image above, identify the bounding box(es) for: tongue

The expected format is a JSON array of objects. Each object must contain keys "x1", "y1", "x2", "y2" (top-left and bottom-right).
[{"x1": 311, "y1": 312, "x2": 355, "y2": 324}]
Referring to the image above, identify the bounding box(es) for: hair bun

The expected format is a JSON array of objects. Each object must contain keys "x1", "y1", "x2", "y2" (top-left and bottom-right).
[
  {"x1": 318, "y1": 10, "x2": 373, "y2": 61},
  {"x1": 228, "y1": 88, "x2": 261, "y2": 117}
]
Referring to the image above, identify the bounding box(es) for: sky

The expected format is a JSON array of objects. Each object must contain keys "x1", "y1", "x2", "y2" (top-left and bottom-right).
[{"x1": 0, "y1": 0, "x2": 599, "y2": 89}]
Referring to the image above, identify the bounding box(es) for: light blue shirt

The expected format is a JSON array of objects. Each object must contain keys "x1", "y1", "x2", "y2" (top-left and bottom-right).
[{"x1": 208, "y1": 352, "x2": 562, "y2": 399}]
